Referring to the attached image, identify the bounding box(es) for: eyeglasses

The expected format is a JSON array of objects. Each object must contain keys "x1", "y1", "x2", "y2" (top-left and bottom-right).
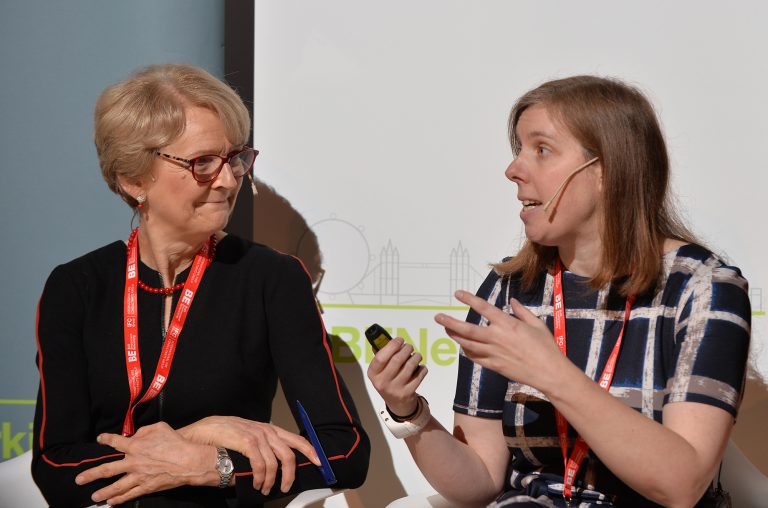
[{"x1": 156, "y1": 147, "x2": 259, "y2": 183}]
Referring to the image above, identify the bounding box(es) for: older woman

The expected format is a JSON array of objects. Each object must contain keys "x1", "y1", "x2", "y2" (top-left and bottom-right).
[
  {"x1": 33, "y1": 64, "x2": 369, "y2": 507},
  {"x1": 368, "y1": 76, "x2": 749, "y2": 506}
]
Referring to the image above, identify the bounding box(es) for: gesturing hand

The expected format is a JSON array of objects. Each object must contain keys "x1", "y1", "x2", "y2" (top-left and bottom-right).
[
  {"x1": 367, "y1": 337, "x2": 428, "y2": 417},
  {"x1": 76, "y1": 422, "x2": 216, "y2": 506},
  {"x1": 178, "y1": 416, "x2": 320, "y2": 495},
  {"x1": 435, "y1": 290, "x2": 567, "y2": 391}
]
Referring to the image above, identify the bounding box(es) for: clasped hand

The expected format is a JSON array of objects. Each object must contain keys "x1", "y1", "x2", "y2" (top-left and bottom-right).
[
  {"x1": 76, "y1": 418, "x2": 319, "y2": 505},
  {"x1": 435, "y1": 290, "x2": 567, "y2": 390},
  {"x1": 75, "y1": 422, "x2": 216, "y2": 506}
]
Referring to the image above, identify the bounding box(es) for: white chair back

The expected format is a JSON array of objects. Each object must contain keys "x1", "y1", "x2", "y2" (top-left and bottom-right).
[
  {"x1": 0, "y1": 451, "x2": 47, "y2": 508},
  {"x1": 266, "y1": 488, "x2": 362, "y2": 508},
  {"x1": 720, "y1": 439, "x2": 768, "y2": 507},
  {"x1": 386, "y1": 493, "x2": 452, "y2": 507}
]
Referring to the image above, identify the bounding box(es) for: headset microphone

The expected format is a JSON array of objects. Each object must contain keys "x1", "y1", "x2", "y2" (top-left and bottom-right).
[
  {"x1": 541, "y1": 157, "x2": 600, "y2": 214},
  {"x1": 247, "y1": 172, "x2": 258, "y2": 196}
]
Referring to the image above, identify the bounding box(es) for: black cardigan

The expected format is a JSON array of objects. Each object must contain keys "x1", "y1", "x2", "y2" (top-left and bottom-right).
[{"x1": 33, "y1": 235, "x2": 369, "y2": 507}]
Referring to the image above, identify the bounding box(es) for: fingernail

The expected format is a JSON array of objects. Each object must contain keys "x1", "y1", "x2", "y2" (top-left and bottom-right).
[
  {"x1": 96, "y1": 434, "x2": 103, "y2": 444},
  {"x1": 75, "y1": 475, "x2": 83, "y2": 485}
]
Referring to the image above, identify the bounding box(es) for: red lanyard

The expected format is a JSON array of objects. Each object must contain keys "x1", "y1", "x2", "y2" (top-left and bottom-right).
[
  {"x1": 122, "y1": 228, "x2": 213, "y2": 436},
  {"x1": 552, "y1": 259, "x2": 634, "y2": 501}
]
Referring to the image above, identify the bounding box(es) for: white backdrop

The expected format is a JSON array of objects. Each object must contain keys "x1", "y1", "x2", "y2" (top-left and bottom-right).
[{"x1": 253, "y1": 1, "x2": 767, "y2": 501}]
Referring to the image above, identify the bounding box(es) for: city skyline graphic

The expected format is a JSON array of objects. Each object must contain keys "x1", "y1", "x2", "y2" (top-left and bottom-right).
[
  {"x1": 310, "y1": 218, "x2": 486, "y2": 307},
  {"x1": 310, "y1": 218, "x2": 766, "y2": 315}
]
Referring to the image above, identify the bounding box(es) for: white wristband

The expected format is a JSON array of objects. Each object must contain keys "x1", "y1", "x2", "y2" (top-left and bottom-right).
[{"x1": 379, "y1": 396, "x2": 431, "y2": 439}]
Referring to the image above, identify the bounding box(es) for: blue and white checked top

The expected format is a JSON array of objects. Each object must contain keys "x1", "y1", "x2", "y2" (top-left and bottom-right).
[{"x1": 453, "y1": 244, "x2": 750, "y2": 502}]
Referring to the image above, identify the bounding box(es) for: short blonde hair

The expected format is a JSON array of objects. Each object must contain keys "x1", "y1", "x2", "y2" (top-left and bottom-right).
[{"x1": 94, "y1": 64, "x2": 251, "y2": 207}]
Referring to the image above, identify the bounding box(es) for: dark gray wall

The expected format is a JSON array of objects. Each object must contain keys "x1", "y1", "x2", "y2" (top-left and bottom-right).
[{"x1": 0, "y1": 0, "x2": 225, "y2": 460}]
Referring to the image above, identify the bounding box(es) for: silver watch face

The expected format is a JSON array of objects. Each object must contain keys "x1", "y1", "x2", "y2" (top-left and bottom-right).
[{"x1": 217, "y1": 456, "x2": 234, "y2": 475}]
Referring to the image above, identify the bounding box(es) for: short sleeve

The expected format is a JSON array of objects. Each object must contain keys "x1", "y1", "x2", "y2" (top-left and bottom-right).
[
  {"x1": 453, "y1": 270, "x2": 511, "y2": 419},
  {"x1": 664, "y1": 261, "x2": 751, "y2": 417}
]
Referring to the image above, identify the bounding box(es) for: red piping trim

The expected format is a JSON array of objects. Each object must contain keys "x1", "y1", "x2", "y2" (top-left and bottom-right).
[
  {"x1": 35, "y1": 295, "x2": 125, "y2": 468},
  {"x1": 42, "y1": 453, "x2": 125, "y2": 468},
  {"x1": 232, "y1": 253, "x2": 364, "y2": 479},
  {"x1": 289, "y1": 254, "x2": 361, "y2": 459}
]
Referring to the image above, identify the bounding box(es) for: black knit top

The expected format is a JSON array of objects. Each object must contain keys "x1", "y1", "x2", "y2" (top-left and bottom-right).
[{"x1": 33, "y1": 235, "x2": 370, "y2": 507}]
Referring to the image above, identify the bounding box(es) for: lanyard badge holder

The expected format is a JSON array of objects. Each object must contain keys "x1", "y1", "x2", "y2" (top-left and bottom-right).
[
  {"x1": 552, "y1": 259, "x2": 635, "y2": 504},
  {"x1": 296, "y1": 400, "x2": 337, "y2": 485}
]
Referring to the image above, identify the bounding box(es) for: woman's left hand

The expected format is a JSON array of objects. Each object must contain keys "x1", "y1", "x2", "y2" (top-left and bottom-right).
[
  {"x1": 435, "y1": 290, "x2": 567, "y2": 390},
  {"x1": 179, "y1": 416, "x2": 320, "y2": 495},
  {"x1": 75, "y1": 422, "x2": 216, "y2": 506}
]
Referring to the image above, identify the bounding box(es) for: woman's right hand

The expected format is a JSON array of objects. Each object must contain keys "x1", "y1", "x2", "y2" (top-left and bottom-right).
[
  {"x1": 178, "y1": 416, "x2": 320, "y2": 495},
  {"x1": 366, "y1": 337, "x2": 428, "y2": 417}
]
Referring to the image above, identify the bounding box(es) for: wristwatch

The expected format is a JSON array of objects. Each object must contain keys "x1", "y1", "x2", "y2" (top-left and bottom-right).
[
  {"x1": 215, "y1": 447, "x2": 234, "y2": 488},
  {"x1": 378, "y1": 395, "x2": 431, "y2": 439}
]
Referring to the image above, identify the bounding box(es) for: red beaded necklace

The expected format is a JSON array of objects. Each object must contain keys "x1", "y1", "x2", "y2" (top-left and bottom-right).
[{"x1": 126, "y1": 228, "x2": 217, "y2": 295}]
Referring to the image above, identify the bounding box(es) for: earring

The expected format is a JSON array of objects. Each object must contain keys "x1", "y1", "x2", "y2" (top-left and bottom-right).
[{"x1": 136, "y1": 194, "x2": 146, "y2": 209}]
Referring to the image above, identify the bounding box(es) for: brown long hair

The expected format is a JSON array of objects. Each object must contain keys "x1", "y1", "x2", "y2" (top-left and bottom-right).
[{"x1": 496, "y1": 76, "x2": 696, "y2": 296}]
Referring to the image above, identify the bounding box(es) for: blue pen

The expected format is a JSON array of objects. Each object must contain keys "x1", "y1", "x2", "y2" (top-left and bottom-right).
[{"x1": 296, "y1": 400, "x2": 337, "y2": 485}]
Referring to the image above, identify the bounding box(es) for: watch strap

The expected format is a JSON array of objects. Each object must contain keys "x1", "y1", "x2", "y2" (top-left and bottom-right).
[
  {"x1": 379, "y1": 395, "x2": 430, "y2": 439},
  {"x1": 216, "y1": 446, "x2": 234, "y2": 488}
]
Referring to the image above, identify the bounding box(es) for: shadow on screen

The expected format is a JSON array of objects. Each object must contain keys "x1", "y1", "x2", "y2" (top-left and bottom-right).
[{"x1": 252, "y1": 178, "x2": 407, "y2": 506}]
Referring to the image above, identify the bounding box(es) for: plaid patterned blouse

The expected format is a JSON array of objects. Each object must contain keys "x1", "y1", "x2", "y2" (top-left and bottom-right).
[{"x1": 453, "y1": 244, "x2": 751, "y2": 504}]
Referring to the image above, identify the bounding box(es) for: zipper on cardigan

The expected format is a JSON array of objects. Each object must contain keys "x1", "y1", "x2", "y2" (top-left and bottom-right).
[{"x1": 157, "y1": 270, "x2": 171, "y2": 421}]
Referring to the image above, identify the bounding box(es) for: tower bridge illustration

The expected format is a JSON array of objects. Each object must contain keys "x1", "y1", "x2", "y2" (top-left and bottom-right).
[{"x1": 320, "y1": 240, "x2": 487, "y2": 308}]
